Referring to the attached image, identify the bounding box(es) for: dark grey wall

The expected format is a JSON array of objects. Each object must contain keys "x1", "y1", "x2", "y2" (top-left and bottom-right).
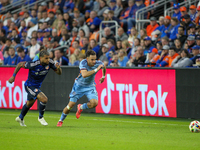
[
  {"x1": 41, "y1": 67, "x2": 95, "y2": 113},
  {"x1": 176, "y1": 68, "x2": 200, "y2": 119},
  {"x1": 41, "y1": 67, "x2": 200, "y2": 118}
]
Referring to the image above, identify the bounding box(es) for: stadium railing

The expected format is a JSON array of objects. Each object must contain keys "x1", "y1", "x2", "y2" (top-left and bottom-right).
[
  {"x1": 135, "y1": 0, "x2": 171, "y2": 31},
  {"x1": 164, "y1": 0, "x2": 199, "y2": 17},
  {"x1": 11, "y1": 0, "x2": 52, "y2": 14},
  {"x1": 99, "y1": 20, "x2": 121, "y2": 44},
  {"x1": 52, "y1": 45, "x2": 71, "y2": 57},
  {"x1": 0, "y1": 0, "x2": 24, "y2": 14}
]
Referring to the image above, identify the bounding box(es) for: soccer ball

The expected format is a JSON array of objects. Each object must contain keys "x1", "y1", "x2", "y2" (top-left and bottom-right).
[{"x1": 189, "y1": 120, "x2": 200, "y2": 133}]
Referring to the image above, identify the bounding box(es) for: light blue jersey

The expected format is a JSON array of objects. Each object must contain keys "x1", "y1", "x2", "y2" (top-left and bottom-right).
[
  {"x1": 75, "y1": 59, "x2": 104, "y2": 87},
  {"x1": 69, "y1": 59, "x2": 104, "y2": 102}
]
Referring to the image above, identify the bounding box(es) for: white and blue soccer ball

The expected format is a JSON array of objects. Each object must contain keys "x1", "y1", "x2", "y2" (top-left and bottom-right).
[{"x1": 189, "y1": 120, "x2": 200, "y2": 133}]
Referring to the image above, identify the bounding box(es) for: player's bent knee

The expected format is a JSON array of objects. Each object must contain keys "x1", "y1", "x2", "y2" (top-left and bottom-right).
[
  {"x1": 68, "y1": 101, "x2": 76, "y2": 109},
  {"x1": 90, "y1": 99, "x2": 98, "y2": 108},
  {"x1": 67, "y1": 105, "x2": 72, "y2": 110},
  {"x1": 42, "y1": 97, "x2": 48, "y2": 103}
]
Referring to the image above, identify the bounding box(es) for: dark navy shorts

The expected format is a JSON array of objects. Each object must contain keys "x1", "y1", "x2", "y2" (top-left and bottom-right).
[{"x1": 24, "y1": 85, "x2": 41, "y2": 100}]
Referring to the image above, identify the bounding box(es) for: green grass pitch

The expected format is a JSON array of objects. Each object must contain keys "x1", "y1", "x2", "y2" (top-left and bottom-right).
[{"x1": 0, "y1": 109, "x2": 200, "y2": 150}]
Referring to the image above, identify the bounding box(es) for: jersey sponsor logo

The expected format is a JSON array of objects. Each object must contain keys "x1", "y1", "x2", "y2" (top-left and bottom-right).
[
  {"x1": 39, "y1": 70, "x2": 48, "y2": 75},
  {"x1": 35, "y1": 70, "x2": 48, "y2": 75},
  {"x1": 45, "y1": 66, "x2": 49, "y2": 70}
]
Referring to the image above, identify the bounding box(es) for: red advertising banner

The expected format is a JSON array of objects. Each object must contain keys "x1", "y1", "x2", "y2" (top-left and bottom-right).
[
  {"x1": 0, "y1": 67, "x2": 37, "y2": 110},
  {"x1": 95, "y1": 69, "x2": 176, "y2": 117}
]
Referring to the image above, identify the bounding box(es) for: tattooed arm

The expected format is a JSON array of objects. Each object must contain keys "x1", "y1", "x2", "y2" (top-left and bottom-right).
[{"x1": 8, "y1": 62, "x2": 25, "y2": 83}]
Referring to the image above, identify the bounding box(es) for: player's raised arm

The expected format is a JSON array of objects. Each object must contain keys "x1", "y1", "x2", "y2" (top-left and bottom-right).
[
  {"x1": 8, "y1": 62, "x2": 26, "y2": 84},
  {"x1": 99, "y1": 65, "x2": 106, "y2": 84},
  {"x1": 81, "y1": 64, "x2": 103, "y2": 78}
]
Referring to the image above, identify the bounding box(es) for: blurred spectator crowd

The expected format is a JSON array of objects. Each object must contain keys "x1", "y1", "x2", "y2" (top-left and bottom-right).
[{"x1": 0, "y1": 0, "x2": 200, "y2": 68}]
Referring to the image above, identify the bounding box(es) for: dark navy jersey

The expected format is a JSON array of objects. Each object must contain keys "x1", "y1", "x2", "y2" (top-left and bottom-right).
[{"x1": 24, "y1": 59, "x2": 57, "y2": 88}]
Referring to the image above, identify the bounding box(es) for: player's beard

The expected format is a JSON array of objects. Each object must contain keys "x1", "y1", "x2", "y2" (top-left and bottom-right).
[
  {"x1": 89, "y1": 63, "x2": 95, "y2": 67},
  {"x1": 41, "y1": 62, "x2": 49, "y2": 66}
]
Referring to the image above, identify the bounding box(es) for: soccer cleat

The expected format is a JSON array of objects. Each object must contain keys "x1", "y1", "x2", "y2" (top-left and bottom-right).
[
  {"x1": 38, "y1": 117, "x2": 48, "y2": 126},
  {"x1": 15, "y1": 117, "x2": 26, "y2": 127},
  {"x1": 76, "y1": 104, "x2": 83, "y2": 119},
  {"x1": 57, "y1": 121, "x2": 63, "y2": 127}
]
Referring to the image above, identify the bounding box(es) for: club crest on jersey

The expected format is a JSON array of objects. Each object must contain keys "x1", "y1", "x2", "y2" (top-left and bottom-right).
[
  {"x1": 34, "y1": 89, "x2": 38, "y2": 92},
  {"x1": 45, "y1": 66, "x2": 49, "y2": 70}
]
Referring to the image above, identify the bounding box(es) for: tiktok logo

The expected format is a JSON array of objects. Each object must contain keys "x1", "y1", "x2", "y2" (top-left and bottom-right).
[
  {"x1": 101, "y1": 74, "x2": 114, "y2": 113},
  {"x1": 100, "y1": 74, "x2": 170, "y2": 116}
]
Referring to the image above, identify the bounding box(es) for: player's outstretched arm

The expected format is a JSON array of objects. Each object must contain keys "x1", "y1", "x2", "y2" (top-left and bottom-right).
[
  {"x1": 8, "y1": 62, "x2": 25, "y2": 83},
  {"x1": 55, "y1": 62, "x2": 62, "y2": 75},
  {"x1": 99, "y1": 65, "x2": 106, "y2": 84},
  {"x1": 81, "y1": 64, "x2": 103, "y2": 78}
]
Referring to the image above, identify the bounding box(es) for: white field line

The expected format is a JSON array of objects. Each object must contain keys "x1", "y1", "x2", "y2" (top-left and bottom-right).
[{"x1": 0, "y1": 113, "x2": 188, "y2": 127}]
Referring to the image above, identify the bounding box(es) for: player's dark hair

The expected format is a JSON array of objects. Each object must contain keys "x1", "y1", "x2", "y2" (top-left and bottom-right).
[
  {"x1": 40, "y1": 50, "x2": 49, "y2": 57},
  {"x1": 86, "y1": 50, "x2": 96, "y2": 57}
]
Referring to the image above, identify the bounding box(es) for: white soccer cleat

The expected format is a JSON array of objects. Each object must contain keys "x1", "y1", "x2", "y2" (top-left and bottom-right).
[
  {"x1": 15, "y1": 117, "x2": 27, "y2": 127},
  {"x1": 38, "y1": 117, "x2": 48, "y2": 126}
]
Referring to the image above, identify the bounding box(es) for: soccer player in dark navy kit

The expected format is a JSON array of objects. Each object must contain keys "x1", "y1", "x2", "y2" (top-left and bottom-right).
[{"x1": 8, "y1": 51, "x2": 62, "y2": 126}]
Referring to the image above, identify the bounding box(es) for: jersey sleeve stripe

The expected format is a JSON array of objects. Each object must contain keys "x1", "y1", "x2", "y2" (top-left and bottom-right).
[
  {"x1": 49, "y1": 59, "x2": 55, "y2": 64},
  {"x1": 30, "y1": 60, "x2": 40, "y2": 67}
]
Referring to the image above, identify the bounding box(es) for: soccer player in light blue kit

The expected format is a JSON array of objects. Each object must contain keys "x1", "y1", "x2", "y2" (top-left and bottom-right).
[
  {"x1": 57, "y1": 50, "x2": 106, "y2": 127},
  {"x1": 8, "y1": 51, "x2": 62, "y2": 126}
]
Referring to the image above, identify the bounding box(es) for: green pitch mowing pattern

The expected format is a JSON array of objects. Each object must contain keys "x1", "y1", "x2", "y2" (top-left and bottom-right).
[{"x1": 0, "y1": 109, "x2": 200, "y2": 150}]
